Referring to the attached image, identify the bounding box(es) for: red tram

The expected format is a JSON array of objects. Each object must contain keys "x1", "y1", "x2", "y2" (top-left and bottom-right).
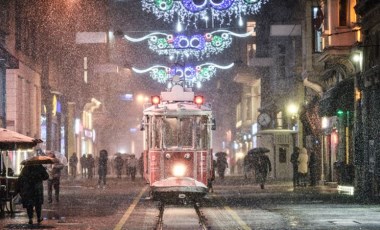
[{"x1": 140, "y1": 85, "x2": 215, "y2": 204}]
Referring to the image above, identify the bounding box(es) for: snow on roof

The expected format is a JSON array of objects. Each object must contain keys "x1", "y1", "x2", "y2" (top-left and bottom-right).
[{"x1": 161, "y1": 85, "x2": 194, "y2": 102}]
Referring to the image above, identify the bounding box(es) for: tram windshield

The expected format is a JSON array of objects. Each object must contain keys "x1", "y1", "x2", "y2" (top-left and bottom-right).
[{"x1": 149, "y1": 115, "x2": 209, "y2": 149}]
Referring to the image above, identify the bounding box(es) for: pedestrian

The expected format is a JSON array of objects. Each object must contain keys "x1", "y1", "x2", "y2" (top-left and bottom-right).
[
  {"x1": 80, "y1": 154, "x2": 88, "y2": 178},
  {"x1": 290, "y1": 147, "x2": 300, "y2": 188},
  {"x1": 298, "y1": 147, "x2": 309, "y2": 187},
  {"x1": 87, "y1": 154, "x2": 95, "y2": 179},
  {"x1": 125, "y1": 156, "x2": 130, "y2": 177},
  {"x1": 243, "y1": 153, "x2": 255, "y2": 179},
  {"x1": 254, "y1": 152, "x2": 272, "y2": 189},
  {"x1": 17, "y1": 164, "x2": 49, "y2": 225},
  {"x1": 69, "y1": 152, "x2": 78, "y2": 179},
  {"x1": 127, "y1": 155, "x2": 137, "y2": 181},
  {"x1": 216, "y1": 154, "x2": 228, "y2": 179},
  {"x1": 47, "y1": 152, "x2": 64, "y2": 203},
  {"x1": 138, "y1": 154, "x2": 144, "y2": 178},
  {"x1": 207, "y1": 160, "x2": 216, "y2": 193},
  {"x1": 308, "y1": 151, "x2": 317, "y2": 186},
  {"x1": 98, "y1": 149, "x2": 108, "y2": 188},
  {"x1": 115, "y1": 153, "x2": 124, "y2": 179}
]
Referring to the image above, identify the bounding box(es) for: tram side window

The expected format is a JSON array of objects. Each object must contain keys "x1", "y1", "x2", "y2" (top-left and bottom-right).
[
  {"x1": 151, "y1": 116, "x2": 162, "y2": 149},
  {"x1": 164, "y1": 117, "x2": 178, "y2": 147},
  {"x1": 180, "y1": 118, "x2": 193, "y2": 147},
  {"x1": 196, "y1": 116, "x2": 209, "y2": 149}
]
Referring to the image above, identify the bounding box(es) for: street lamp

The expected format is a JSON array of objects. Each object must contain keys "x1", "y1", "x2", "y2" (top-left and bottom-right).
[{"x1": 287, "y1": 103, "x2": 299, "y2": 117}]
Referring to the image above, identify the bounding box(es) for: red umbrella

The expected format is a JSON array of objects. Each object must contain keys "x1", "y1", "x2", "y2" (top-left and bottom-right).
[
  {"x1": 21, "y1": 156, "x2": 59, "y2": 165},
  {"x1": 0, "y1": 128, "x2": 42, "y2": 150}
]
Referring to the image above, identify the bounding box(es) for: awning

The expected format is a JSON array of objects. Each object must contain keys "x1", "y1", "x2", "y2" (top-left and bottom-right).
[
  {"x1": 0, "y1": 46, "x2": 19, "y2": 69},
  {"x1": 319, "y1": 78, "x2": 354, "y2": 117}
]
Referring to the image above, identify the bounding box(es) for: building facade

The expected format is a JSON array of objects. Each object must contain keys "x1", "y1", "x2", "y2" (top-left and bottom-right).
[{"x1": 355, "y1": 0, "x2": 380, "y2": 199}]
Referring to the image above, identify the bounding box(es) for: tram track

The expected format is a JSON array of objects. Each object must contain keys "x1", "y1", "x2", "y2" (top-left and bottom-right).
[{"x1": 155, "y1": 202, "x2": 209, "y2": 230}]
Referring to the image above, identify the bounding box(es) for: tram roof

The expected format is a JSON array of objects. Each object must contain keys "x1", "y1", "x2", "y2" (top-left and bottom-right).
[{"x1": 143, "y1": 102, "x2": 212, "y2": 116}]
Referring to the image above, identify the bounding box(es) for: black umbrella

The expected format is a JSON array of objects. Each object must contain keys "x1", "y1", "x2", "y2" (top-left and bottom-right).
[
  {"x1": 247, "y1": 147, "x2": 270, "y2": 155},
  {"x1": 215, "y1": 152, "x2": 227, "y2": 157}
]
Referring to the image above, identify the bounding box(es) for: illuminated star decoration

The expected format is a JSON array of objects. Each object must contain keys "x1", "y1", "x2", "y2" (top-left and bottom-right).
[
  {"x1": 132, "y1": 62, "x2": 234, "y2": 87},
  {"x1": 124, "y1": 30, "x2": 251, "y2": 60},
  {"x1": 141, "y1": 0, "x2": 267, "y2": 26}
]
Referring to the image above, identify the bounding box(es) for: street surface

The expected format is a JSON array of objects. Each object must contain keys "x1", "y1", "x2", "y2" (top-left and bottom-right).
[{"x1": 1, "y1": 175, "x2": 380, "y2": 229}]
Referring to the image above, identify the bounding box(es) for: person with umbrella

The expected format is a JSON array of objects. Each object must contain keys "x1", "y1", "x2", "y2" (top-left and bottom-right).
[
  {"x1": 215, "y1": 152, "x2": 228, "y2": 180},
  {"x1": 17, "y1": 163, "x2": 49, "y2": 225},
  {"x1": 251, "y1": 148, "x2": 272, "y2": 189}
]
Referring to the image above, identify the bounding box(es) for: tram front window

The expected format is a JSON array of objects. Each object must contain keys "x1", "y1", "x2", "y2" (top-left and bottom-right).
[
  {"x1": 180, "y1": 118, "x2": 193, "y2": 147},
  {"x1": 164, "y1": 118, "x2": 178, "y2": 147},
  {"x1": 162, "y1": 117, "x2": 193, "y2": 148}
]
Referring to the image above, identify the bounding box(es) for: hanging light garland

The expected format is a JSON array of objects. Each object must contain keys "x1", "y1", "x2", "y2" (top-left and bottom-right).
[
  {"x1": 141, "y1": 0, "x2": 267, "y2": 27},
  {"x1": 124, "y1": 30, "x2": 251, "y2": 60},
  {"x1": 132, "y1": 62, "x2": 234, "y2": 86}
]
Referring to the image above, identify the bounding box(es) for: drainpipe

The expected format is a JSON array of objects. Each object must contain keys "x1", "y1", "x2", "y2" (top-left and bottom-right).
[{"x1": 0, "y1": 58, "x2": 5, "y2": 128}]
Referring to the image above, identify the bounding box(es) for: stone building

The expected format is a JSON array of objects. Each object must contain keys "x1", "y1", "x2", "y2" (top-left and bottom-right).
[{"x1": 355, "y1": 0, "x2": 380, "y2": 199}]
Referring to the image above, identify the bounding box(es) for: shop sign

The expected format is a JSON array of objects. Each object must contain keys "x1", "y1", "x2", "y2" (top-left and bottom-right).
[{"x1": 84, "y1": 129, "x2": 93, "y2": 139}]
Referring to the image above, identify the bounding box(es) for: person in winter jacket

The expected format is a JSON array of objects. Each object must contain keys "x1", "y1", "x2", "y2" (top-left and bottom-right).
[
  {"x1": 87, "y1": 154, "x2": 95, "y2": 179},
  {"x1": 290, "y1": 147, "x2": 300, "y2": 187},
  {"x1": 69, "y1": 153, "x2": 78, "y2": 179},
  {"x1": 18, "y1": 164, "x2": 49, "y2": 225},
  {"x1": 297, "y1": 147, "x2": 309, "y2": 187},
  {"x1": 114, "y1": 154, "x2": 124, "y2": 179},
  {"x1": 216, "y1": 155, "x2": 228, "y2": 179},
  {"x1": 47, "y1": 152, "x2": 64, "y2": 203},
  {"x1": 98, "y1": 149, "x2": 108, "y2": 188},
  {"x1": 254, "y1": 152, "x2": 272, "y2": 189},
  {"x1": 127, "y1": 155, "x2": 137, "y2": 181}
]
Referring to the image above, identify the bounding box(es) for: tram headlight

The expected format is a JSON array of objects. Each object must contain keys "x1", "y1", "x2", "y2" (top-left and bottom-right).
[{"x1": 172, "y1": 164, "x2": 186, "y2": 177}]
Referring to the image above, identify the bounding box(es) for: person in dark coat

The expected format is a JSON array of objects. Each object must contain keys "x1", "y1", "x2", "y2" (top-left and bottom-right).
[
  {"x1": 69, "y1": 152, "x2": 78, "y2": 179},
  {"x1": 254, "y1": 152, "x2": 272, "y2": 189},
  {"x1": 47, "y1": 152, "x2": 64, "y2": 204},
  {"x1": 309, "y1": 151, "x2": 318, "y2": 186},
  {"x1": 138, "y1": 154, "x2": 144, "y2": 178},
  {"x1": 114, "y1": 154, "x2": 124, "y2": 179},
  {"x1": 80, "y1": 154, "x2": 88, "y2": 178},
  {"x1": 87, "y1": 154, "x2": 95, "y2": 179},
  {"x1": 98, "y1": 149, "x2": 108, "y2": 188},
  {"x1": 18, "y1": 164, "x2": 49, "y2": 225},
  {"x1": 290, "y1": 147, "x2": 300, "y2": 188},
  {"x1": 216, "y1": 155, "x2": 228, "y2": 179}
]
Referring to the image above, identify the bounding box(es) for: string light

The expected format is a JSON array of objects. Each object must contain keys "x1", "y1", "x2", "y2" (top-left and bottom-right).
[
  {"x1": 141, "y1": 0, "x2": 267, "y2": 27},
  {"x1": 132, "y1": 62, "x2": 234, "y2": 86},
  {"x1": 124, "y1": 30, "x2": 252, "y2": 60}
]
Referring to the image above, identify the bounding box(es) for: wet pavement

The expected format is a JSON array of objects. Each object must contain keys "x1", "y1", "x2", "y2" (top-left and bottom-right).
[{"x1": 1, "y1": 175, "x2": 379, "y2": 229}]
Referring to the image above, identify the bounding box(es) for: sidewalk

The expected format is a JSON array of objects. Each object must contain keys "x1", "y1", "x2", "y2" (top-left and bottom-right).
[{"x1": 212, "y1": 174, "x2": 341, "y2": 194}]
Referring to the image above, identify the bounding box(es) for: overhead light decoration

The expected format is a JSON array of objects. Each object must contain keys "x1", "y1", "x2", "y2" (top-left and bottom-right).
[
  {"x1": 124, "y1": 30, "x2": 251, "y2": 60},
  {"x1": 132, "y1": 62, "x2": 234, "y2": 86},
  {"x1": 141, "y1": 0, "x2": 267, "y2": 27}
]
